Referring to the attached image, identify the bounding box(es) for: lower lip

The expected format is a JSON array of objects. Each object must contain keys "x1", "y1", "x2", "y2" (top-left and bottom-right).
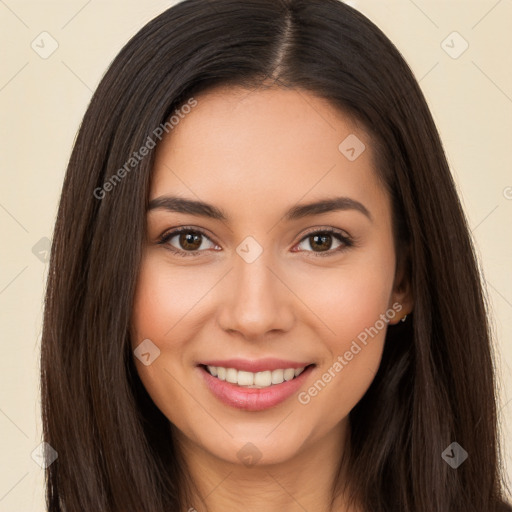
[{"x1": 198, "y1": 364, "x2": 315, "y2": 411}]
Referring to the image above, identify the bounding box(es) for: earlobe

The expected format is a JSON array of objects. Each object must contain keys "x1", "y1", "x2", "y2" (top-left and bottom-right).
[
  {"x1": 389, "y1": 287, "x2": 413, "y2": 325},
  {"x1": 389, "y1": 250, "x2": 414, "y2": 325}
]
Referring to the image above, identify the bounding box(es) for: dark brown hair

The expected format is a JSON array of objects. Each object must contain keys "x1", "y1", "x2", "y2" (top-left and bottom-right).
[{"x1": 40, "y1": 0, "x2": 511, "y2": 510}]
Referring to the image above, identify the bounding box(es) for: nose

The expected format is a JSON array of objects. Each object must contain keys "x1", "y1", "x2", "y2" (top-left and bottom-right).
[{"x1": 216, "y1": 248, "x2": 295, "y2": 340}]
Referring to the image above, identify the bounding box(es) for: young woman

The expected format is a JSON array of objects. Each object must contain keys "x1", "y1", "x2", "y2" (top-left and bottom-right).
[{"x1": 40, "y1": 0, "x2": 512, "y2": 511}]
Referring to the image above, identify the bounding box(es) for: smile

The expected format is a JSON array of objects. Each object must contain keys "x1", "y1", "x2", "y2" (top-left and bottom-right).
[
  {"x1": 198, "y1": 362, "x2": 316, "y2": 411},
  {"x1": 204, "y1": 365, "x2": 306, "y2": 388}
]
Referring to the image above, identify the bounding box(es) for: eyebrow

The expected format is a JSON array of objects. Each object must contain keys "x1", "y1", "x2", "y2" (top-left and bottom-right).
[{"x1": 147, "y1": 195, "x2": 372, "y2": 222}]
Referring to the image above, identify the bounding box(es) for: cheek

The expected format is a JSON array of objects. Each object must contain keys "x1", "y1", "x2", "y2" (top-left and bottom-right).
[
  {"x1": 130, "y1": 254, "x2": 199, "y2": 430},
  {"x1": 292, "y1": 243, "x2": 395, "y2": 415},
  {"x1": 302, "y1": 270, "x2": 390, "y2": 382},
  {"x1": 293, "y1": 245, "x2": 396, "y2": 353},
  {"x1": 131, "y1": 251, "x2": 210, "y2": 347},
  {"x1": 130, "y1": 253, "x2": 191, "y2": 391},
  {"x1": 131, "y1": 261, "x2": 175, "y2": 345},
  {"x1": 295, "y1": 287, "x2": 391, "y2": 430}
]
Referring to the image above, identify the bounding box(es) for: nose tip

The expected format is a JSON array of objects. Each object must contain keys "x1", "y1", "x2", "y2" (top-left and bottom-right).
[{"x1": 216, "y1": 257, "x2": 295, "y2": 339}]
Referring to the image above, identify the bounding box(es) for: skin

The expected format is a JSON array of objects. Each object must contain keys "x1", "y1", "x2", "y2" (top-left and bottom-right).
[{"x1": 131, "y1": 84, "x2": 413, "y2": 512}]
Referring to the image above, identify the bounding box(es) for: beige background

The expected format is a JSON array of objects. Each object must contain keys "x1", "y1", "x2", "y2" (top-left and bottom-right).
[{"x1": 0, "y1": 0, "x2": 511, "y2": 509}]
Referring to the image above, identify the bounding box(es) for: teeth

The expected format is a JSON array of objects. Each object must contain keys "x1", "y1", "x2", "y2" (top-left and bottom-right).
[
  {"x1": 254, "y1": 370, "x2": 271, "y2": 387},
  {"x1": 226, "y1": 368, "x2": 238, "y2": 384},
  {"x1": 237, "y1": 370, "x2": 254, "y2": 386},
  {"x1": 284, "y1": 368, "x2": 295, "y2": 381},
  {"x1": 205, "y1": 365, "x2": 306, "y2": 388},
  {"x1": 271, "y1": 369, "x2": 283, "y2": 384}
]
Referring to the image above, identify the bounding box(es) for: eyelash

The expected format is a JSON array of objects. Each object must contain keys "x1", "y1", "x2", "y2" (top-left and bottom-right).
[{"x1": 157, "y1": 226, "x2": 355, "y2": 258}]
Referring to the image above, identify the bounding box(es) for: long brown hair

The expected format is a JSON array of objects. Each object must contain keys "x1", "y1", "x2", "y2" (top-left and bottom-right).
[{"x1": 40, "y1": 0, "x2": 511, "y2": 510}]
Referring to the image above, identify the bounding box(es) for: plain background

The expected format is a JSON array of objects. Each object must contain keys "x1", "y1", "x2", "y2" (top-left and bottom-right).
[{"x1": 0, "y1": 0, "x2": 511, "y2": 509}]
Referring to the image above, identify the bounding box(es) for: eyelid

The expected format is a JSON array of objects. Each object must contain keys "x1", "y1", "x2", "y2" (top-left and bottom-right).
[
  {"x1": 298, "y1": 225, "x2": 352, "y2": 241},
  {"x1": 158, "y1": 225, "x2": 215, "y2": 242}
]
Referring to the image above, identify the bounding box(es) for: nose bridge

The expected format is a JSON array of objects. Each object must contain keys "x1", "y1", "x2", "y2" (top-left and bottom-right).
[{"x1": 216, "y1": 241, "x2": 294, "y2": 337}]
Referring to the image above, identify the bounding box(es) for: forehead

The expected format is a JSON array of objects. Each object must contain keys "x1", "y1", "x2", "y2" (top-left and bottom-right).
[{"x1": 150, "y1": 85, "x2": 390, "y2": 225}]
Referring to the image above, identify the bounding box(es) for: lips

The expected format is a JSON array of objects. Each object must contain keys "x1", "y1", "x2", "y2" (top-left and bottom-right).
[{"x1": 197, "y1": 361, "x2": 316, "y2": 411}]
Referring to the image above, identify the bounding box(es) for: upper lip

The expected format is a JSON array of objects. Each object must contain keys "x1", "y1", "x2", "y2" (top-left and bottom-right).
[{"x1": 199, "y1": 358, "x2": 314, "y2": 373}]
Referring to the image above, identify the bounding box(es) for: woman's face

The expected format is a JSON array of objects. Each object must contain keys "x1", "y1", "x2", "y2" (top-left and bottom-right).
[{"x1": 131, "y1": 85, "x2": 411, "y2": 467}]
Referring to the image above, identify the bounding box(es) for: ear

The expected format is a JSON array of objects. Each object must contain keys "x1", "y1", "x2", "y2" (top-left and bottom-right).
[{"x1": 388, "y1": 244, "x2": 414, "y2": 325}]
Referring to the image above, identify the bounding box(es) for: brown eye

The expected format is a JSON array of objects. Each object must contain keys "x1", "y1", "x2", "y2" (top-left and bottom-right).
[
  {"x1": 159, "y1": 228, "x2": 217, "y2": 257},
  {"x1": 177, "y1": 232, "x2": 203, "y2": 251},
  {"x1": 308, "y1": 233, "x2": 335, "y2": 252},
  {"x1": 295, "y1": 229, "x2": 353, "y2": 256}
]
